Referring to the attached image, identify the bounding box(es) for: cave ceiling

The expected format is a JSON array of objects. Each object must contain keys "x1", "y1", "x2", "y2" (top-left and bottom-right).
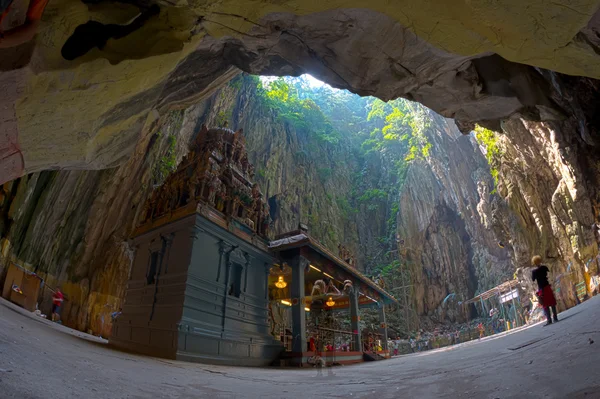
[{"x1": 1, "y1": 0, "x2": 599, "y2": 184}]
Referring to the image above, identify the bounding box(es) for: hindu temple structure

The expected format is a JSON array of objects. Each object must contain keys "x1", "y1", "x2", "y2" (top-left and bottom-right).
[
  {"x1": 110, "y1": 125, "x2": 282, "y2": 366},
  {"x1": 268, "y1": 229, "x2": 398, "y2": 366},
  {"x1": 111, "y1": 124, "x2": 398, "y2": 367}
]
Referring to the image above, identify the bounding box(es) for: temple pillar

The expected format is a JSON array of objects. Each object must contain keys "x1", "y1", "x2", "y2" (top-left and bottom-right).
[
  {"x1": 290, "y1": 254, "x2": 309, "y2": 356},
  {"x1": 349, "y1": 287, "x2": 362, "y2": 351},
  {"x1": 378, "y1": 302, "x2": 388, "y2": 351}
]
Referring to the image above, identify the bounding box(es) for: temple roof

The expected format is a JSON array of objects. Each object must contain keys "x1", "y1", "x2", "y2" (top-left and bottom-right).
[
  {"x1": 269, "y1": 232, "x2": 398, "y2": 305},
  {"x1": 135, "y1": 124, "x2": 271, "y2": 246}
]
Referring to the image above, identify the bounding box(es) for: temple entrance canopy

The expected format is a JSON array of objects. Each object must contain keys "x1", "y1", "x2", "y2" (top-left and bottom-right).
[{"x1": 268, "y1": 228, "x2": 397, "y2": 365}]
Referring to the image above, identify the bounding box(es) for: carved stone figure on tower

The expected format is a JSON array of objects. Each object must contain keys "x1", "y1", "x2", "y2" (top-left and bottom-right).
[
  {"x1": 139, "y1": 125, "x2": 269, "y2": 239},
  {"x1": 208, "y1": 175, "x2": 222, "y2": 206}
]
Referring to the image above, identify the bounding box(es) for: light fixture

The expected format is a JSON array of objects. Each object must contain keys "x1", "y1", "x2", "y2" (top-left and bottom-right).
[
  {"x1": 326, "y1": 297, "x2": 335, "y2": 307},
  {"x1": 323, "y1": 272, "x2": 334, "y2": 279},
  {"x1": 309, "y1": 265, "x2": 321, "y2": 272},
  {"x1": 281, "y1": 300, "x2": 291, "y2": 306},
  {"x1": 275, "y1": 275, "x2": 287, "y2": 289},
  {"x1": 304, "y1": 307, "x2": 310, "y2": 312}
]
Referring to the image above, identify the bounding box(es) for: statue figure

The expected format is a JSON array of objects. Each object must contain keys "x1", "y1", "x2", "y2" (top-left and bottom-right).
[
  {"x1": 194, "y1": 124, "x2": 209, "y2": 148},
  {"x1": 260, "y1": 203, "x2": 271, "y2": 236},
  {"x1": 374, "y1": 275, "x2": 386, "y2": 289},
  {"x1": 343, "y1": 280, "x2": 353, "y2": 295},
  {"x1": 241, "y1": 154, "x2": 250, "y2": 174},
  {"x1": 155, "y1": 189, "x2": 169, "y2": 216},
  {"x1": 338, "y1": 245, "x2": 351, "y2": 263},
  {"x1": 186, "y1": 174, "x2": 199, "y2": 203},
  {"x1": 348, "y1": 254, "x2": 355, "y2": 266},
  {"x1": 208, "y1": 175, "x2": 222, "y2": 206},
  {"x1": 215, "y1": 184, "x2": 227, "y2": 212},
  {"x1": 141, "y1": 197, "x2": 155, "y2": 222},
  {"x1": 311, "y1": 280, "x2": 326, "y2": 297},
  {"x1": 251, "y1": 183, "x2": 261, "y2": 199},
  {"x1": 172, "y1": 178, "x2": 186, "y2": 208}
]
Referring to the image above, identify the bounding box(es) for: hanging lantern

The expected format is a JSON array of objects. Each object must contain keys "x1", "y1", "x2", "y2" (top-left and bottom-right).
[
  {"x1": 275, "y1": 275, "x2": 287, "y2": 289},
  {"x1": 326, "y1": 297, "x2": 335, "y2": 307}
]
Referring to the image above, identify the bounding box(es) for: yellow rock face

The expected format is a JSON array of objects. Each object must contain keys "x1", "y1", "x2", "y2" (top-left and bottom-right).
[
  {"x1": 1, "y1": 0, "x2": 599, "y2": 182},
  {"x1": 195, "y1": 0, "x2": 600, "y2": 77}
]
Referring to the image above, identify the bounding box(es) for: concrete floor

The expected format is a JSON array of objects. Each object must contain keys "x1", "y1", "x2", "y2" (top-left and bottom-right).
[{"x1": 1, "y1": 297, "x2": 599, "y2": 399}]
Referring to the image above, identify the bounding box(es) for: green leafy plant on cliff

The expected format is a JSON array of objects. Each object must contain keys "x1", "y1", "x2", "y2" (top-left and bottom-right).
[
  {"x1": 336, "y1": 197, "x2": 357, "y2": 218},
  {"x1": 317, "y1": 167, "x2": 332, "y2": 180},
  {"x1": 228, "y1": 75, "x2": 243, "y2": 90},
  {"x1": 361, "y1": 100, "x2": 432, "y2": 194},
  {"x1": 153, "y1": 134, "x2": 177, "y2": 186},
  {"x1": 474, "y1": 125, "x2": 502, "y2": 193},
  {"x1": 358, "y1": 188, "x2": 388, "y2": 203},
  {"x1": 256, "y1": 78, "x2": 341, "y2": 145}
]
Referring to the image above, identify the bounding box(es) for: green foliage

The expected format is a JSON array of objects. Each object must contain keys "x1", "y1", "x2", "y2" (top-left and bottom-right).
[
  {"x1": 248, "y1": 75, "x2": 437, "y2": 279},
  {"x1": 153, "y1": 134, "x2": 177, "y2": 185},
  {"x1": 256, "y1": 77, "x2": 341, "y2": 145},
  {"x1": 228, "y1": 75, "x2": 243, "y2": 90},
  {"x1": 167, "y1": 110, "x2": 184, "y2": 132},
  {"x1": 387, "y1": 202, "x2": 400, "y2": 232},
  {"x1": 257, "y1": 169, "x2": 266, "y2": 178},
  {"x1": 317, "y1": 167, "x2": 332, "y2": 180},
  {"x1": 336, "y1": 197, "x2": 356, "y2": 217},
  {"x1": 327, "y1": 227, "x2": 338, "y2": 242},
  {"x1": 215, "y1": 108, "x2": 233, "y2": 127},
  {"x1": 358, "y1": 188, "x2": 388, "y2": 203},
  {"x1": 474, "y1": 125, "x2": 503, "y2": 193}
]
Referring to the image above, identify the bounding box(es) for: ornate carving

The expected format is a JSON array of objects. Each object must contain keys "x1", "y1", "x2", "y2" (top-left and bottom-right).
[
  {"x1": 337, "y1": 244, "x2": 355, "y2": 265},
  {"x1": 208, "y1": 175, "x2": 222, "y2": 206},
  {"x1": 343, "y1": 280, "x2": 354, "y2": 295},
  {"x1": 311, "y1": 280, "x2": 326, "y2": 297},
  {"x1": 139, "y1": 124, "x2": 270, "y2": 239}
]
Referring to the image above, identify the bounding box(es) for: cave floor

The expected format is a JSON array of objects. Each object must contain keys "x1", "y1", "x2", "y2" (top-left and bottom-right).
[{"x1": 1, "y1": 297, "x2": 599, "y2": 399}]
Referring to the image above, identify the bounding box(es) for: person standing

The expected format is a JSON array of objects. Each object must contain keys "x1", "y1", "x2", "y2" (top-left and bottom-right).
[
  {"x1": 478, "y1": 322, "x2": 485, "y2": 339},
  {"x1": 531, "y1": 255, "x2": 559, "y2": 326},
  {"x1": 51, "y1": 288, "x2": 64, "y2": 323}
]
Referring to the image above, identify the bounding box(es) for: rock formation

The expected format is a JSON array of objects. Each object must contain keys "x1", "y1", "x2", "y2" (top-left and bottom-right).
[
  {"x1": 2, "y1": 3, "x2": 600, "y2": 183},
  {"x1": 396, "y1": 112, "x2": 512, "y2": 325},
  {"x1": 1, "y1": 69, "x2": 599, "y2": 335},
  {"x1": 487, "y1": 74, "x2": 600, "y2": 310},
  {"x1": 0, "y1": 75, "x2": 503, "y2": 333}
]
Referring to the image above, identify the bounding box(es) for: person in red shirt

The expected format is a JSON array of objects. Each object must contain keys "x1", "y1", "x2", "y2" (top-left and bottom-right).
[
  {"x1": 51, "y1": 288, "x2": 64, "y2": 323},
  {"x1": 531, "y1": 255, "x2": 558, "y2": 326}
]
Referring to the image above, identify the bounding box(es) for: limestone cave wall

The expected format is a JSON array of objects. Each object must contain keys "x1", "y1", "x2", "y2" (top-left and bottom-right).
[
  {"x1": 396, "y1": 112, "x2": 512, "y2": 326},
  {"x1": 487, "y1": 74, "x2": 600, "y2": 310},
  {"x1": 0, "y1": 75, "x2": 364, "y2": 335},
  {"x1": 1, "y1": 72, "x2": 599, "y2": 336}
]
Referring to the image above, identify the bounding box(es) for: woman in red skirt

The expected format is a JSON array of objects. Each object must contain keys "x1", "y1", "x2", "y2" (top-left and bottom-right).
[{"x1": 531, "y1": 255, "x2": 559, "y2": 326}]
